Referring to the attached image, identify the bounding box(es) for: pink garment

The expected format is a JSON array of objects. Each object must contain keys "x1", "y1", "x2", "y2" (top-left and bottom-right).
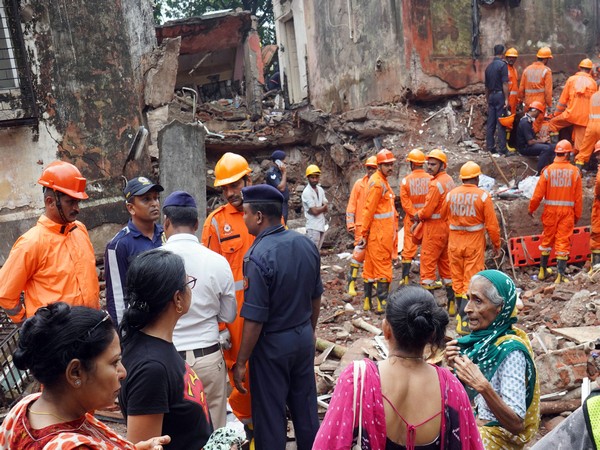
[{"x1": 313, "y1": 359, "x2": 483, "y2": 450}]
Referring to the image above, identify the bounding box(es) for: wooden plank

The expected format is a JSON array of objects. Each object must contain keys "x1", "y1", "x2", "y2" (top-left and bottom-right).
[{"x1": 550, "y1": 326, "x2": 600, "y2": 344}]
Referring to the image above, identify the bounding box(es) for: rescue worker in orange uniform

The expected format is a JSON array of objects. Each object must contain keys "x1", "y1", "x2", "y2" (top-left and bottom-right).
[
  {"x1": 201, "y1": 152, "x2": 254, "y2": 428},
  {"x1": 414, "y1": 149, "x2": 455, "y2": 302},
  {"x1": 505, "y1": 47, "x2": 520, "y2": 115},
  {"x1": 575, "y1": 89, "x2": 600, "y2": 169},
  {"x1": 442, "y1": 161, "x2": 501, "y2": 334},
  {"x1": 590, "y1": 141, "x2": 600, "y2": 269},
  {"x1": 529, "y1": 140, "x2": 583, "y2": 284},
  {"x1": 359, "y1": 149, "x2": 397, "y2": 314},
  {"x1": 518, "y1": 47, "x2": 553, "y2": 133},
  {"x1": 345, "y1": 155, "x2": 378, "y2": 296},
  {"x1": 0, "y1": 161, "x2": 99, "y2": 323},
  {"x1": 549, "y1": 58, "x2": 598, "y2": 155},
  {"x1": 399, "y1": 148, "x2": 431, "y2": 285}
]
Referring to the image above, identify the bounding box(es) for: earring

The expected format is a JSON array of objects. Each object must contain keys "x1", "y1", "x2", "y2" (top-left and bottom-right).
[
  {"x1": 74, "y1": 379, "x2": 81, "y2": 387},
  {"x1": 176, "y1": 304, "x2": 183, "y2": 314}
]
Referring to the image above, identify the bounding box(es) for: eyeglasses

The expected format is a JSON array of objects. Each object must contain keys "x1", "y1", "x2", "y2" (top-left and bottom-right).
[{"x1": 185, "y1": 275, "x2": 197, "y2": 290}]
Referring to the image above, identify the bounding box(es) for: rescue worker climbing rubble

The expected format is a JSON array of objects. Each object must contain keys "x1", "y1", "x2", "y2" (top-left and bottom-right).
[
  {"x1": 359, "y1": 148, "x2": 398, "y2": 314},
  {"x1": 201, "y1": 152, "x2": 254, "y2": 433},
  {"x1": 414, "y1": 149, "x2": 455, "y2": 303},
  {"x1": 590, "y1": 141, "x2": 600, "y2": 269},
  {"x1": 345, "y1": 155, "x2": 377, "y2": 296},
  {"x1": 529, "y1": 140, "x2": 582, "y2": 284},
  {"x1": 442, "y1": 161, "x2": 501, "y2": 335},
  {"x1": 549, "y1": 58, "x2": 597, "y2": 157},
  {"x1": 0, "y1": 161, "x2": 99, "y2": 323},
  {"x1": 518, "y1": 47, "x2": 553, "y2": 133},
  {"x1": 575, "y1": 90, "x2": 600, "y2": 169},
  {"x1": 399, "y1": 148, "x2": 431, "y2": 285}
]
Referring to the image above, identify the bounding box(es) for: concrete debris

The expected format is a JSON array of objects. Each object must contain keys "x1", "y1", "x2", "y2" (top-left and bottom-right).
[{"x1": 145, "y1": 37, "x2": 181, "y2": 108}]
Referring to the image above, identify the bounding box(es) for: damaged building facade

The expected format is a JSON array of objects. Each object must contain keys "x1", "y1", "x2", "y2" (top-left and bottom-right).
[
  {"x1": 0, "y1": 0, "x2": 157, "y2": 261},
  {"x1": 273, "y1": 0, "x2": 600, "y2": 112}
]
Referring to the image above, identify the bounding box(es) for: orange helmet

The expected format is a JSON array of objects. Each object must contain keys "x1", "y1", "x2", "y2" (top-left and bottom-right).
[
  {"x1": 214, "y1": 153, "x2": 252, "y2": 187},
  {"x1": 38, "y1": 161, "x2": 88, "y2": 200},
  {"x1": 376, "y1": 148, "x2": 396, "y2": 164},
  {"x1": 426, "y1": 148, "x2": 447, "y2": 166},
  {"x1": 459, "y1": 161, "x2": 482, "y2": 180},
  {"x1": 505, "y1": 48, "x2": 518, "y2": 58},
  {"x1": 594, "y1": 140, "x2": 600, "y2": 154},
  {"x1": 498, "y1": 113, "x2": 515, "y2": 130},
  {"x1": 536, "y1": 47, "x2": 553, "y2": 59},
  {"x1": 579, "y1": 58, "x2": 593, "y2": 69},
  {"x1": 529, "y1": 101, "x2": 546, "y2": 114},
  {"x1": 554, "y1": 140, "x2": 573, "y2": 154},
  {"x1": 406, "y1": 148, "x2": 426, "y2": 164},
  {"x1": 364, "y1": 156, "x2": 378, "y2": 168}
]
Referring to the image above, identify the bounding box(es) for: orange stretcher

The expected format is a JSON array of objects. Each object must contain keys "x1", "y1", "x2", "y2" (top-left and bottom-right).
[{"x1": 508, "y1": 226, "x2": 591, "y2": 267}]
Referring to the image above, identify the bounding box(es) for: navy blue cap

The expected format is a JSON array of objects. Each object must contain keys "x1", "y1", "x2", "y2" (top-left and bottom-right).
[
  {"x1": 163, "y1": 191, "x2": 197, "y2": 208},
  {"x1": 124, "y1": 177, "x2": 164, "y2": 200},
  {"x1": 242, "y1": 184, "x2": 284, "y2": 204},
  {"x1": 271, "y1": 150, "x2": 286, "y2": 161}
]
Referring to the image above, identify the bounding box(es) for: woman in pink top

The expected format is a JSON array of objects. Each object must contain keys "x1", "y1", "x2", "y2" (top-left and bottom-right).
[{"x1": 313, "y1": 286, "x2": 483, "y2": 450}]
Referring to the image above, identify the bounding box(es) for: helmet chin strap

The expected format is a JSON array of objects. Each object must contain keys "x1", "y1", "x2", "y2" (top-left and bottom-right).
[{"x1": 53, "y1": 190, "x2": 69, "y2": 224}]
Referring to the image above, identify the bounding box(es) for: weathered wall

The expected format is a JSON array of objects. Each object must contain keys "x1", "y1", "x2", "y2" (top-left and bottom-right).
[
  {"x1": 303, "y1": 0, "x2": 406, "y2": 113},
  {"x1": 303, "y1": 0, "x2": 598, "y2": 112},
  {"x1": 0, "y1": 0, "x2": 156, "y2": 261}
]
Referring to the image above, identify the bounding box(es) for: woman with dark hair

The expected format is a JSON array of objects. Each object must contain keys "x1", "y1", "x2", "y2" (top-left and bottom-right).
[
  {"x1": 446, "y1": 270, "x2": 540, "y2": 450},
  {"x1": 0, "y1": 302, "x2": 169, "y2": 449},
  {"x1": 313, "y1": 285, "x2": 482, "y2": 450},
  {"x1": 118, "y1": 249, "x2": 213, "y2": 450}
]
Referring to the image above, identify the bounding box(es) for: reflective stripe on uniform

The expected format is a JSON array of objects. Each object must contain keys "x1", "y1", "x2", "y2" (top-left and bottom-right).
[
  {"x1": 509, "y1": 91, "x2": 518, "y2": 95},
  {"x1": 449, "y1": 223, "x2": 485, "y2": 232},
  {"x1": 413, "y1": 203, "x2": 425, "y2": 208},
  {"x1": 481, "y1": 192, "x2": 489, "y2": 202},
  {"x1": 590, "y1": 114, "x2": 600, "y2": 119},
  {"x1": 374, "y1": 211, "x2": 394, "y2": 219},
  {"x1": 544, "y1": 200, "x2": 575, "y2": 207},
  {"x1": 525, "y1": 88, "x2": 545, "y2": 93},
  {"x1": 234, "y1": 280, "x2": 244, "y2": 291},
  {"x1": 436, "y1": 182, "x2": 444, "y2": 194},
  {"x1": 431, "y1": 213, "x2": 441, "y2": 219},
  {"x1": 211, "y1": 217, "x2": 221, "y2": 243},
  {"x1": 3, "y1": 304, "x2": 23, "y2": 316}
]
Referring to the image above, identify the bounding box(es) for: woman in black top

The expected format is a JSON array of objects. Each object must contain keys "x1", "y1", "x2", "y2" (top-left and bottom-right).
[{"x1": 119, "y1": 249, "x2": 213, "y2": 449}]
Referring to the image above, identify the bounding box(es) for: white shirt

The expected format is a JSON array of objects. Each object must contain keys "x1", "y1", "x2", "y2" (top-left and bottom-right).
[
  {"x1": 302, "y1": 183, "x2": 328, "y2": 232},
  {"x1": 161, "y1": 233, "x2": 236, "y2": 350}
]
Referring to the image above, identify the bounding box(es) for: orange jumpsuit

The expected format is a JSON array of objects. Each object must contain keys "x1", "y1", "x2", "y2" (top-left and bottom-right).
[
  {"x1": 576, "y1": 91, "x2": 600, "y2": 164},
  {"x1": 529, "y1": 159, "x2": 583, "y2": 257},
  {"x1": 550, "y1": 71, "x2": 597, "y2": 151},
  {"x1": 416, "y1": 171, "x2": 455, "y2": 286},
  {"x1": 202, "y1": 203, "x2": 255, "y2": 422},
  {"x1": 442, "y1": 185, "x2": 501, "y2": 296},
  {"x1": 361, "y1": 170, "x2": 397, "y2": 282},
  {"x1": 507, "y1": 64, "x2": 519, "y2": 115},
  {"x1": 400, "y1": 168, "x2": 431, "y2": 261},
  {"x1": 0, "y1": 215, "x2": 99, "y2": 323},
  {"x1": 519, "y1": 61, "x2": 553, "y2": 133},
  {"x1": 346, "y1": 175, "x2": 370, "y2": 245},
  {"x1": 591, "y1": 170, "x2": 600, "y2": 252}
]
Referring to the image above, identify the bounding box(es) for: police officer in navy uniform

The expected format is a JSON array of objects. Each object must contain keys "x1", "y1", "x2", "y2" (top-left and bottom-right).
[
  {"x1": 264, "y1": 149, "x2": 290, "y2": 224},
  {"x1": 232, "y1": 184, "x2": 322, "y2": 450},
  {"x1": 485, "y1": 44, "x2": 510, "y2": 155}
]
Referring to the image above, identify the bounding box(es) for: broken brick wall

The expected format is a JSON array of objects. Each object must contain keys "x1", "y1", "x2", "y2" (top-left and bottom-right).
[
  {"x1": 301, "y1": 0, "x2": 599, "y2": 113},
  {"x1": 0, "y1": 0, "x2": 156, "y2": 263}
]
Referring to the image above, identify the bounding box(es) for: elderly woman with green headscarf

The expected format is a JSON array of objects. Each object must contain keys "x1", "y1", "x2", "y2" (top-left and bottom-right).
[{"x1": 445, "y1": 270, "x2": 540, "y2": 450}]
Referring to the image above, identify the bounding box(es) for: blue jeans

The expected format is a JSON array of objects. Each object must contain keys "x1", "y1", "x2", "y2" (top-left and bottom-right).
[
  {"x1": 519, "y1": 143, "x2": 555, "y2": 173},
  {"x1": 486, "y1": 91, "x2": 507, "y2": 153}
]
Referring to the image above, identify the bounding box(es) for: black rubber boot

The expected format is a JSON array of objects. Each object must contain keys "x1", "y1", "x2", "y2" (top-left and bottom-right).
[
  {"x1": 363, "y1": 282, "x2": 374, "y2": 311},
  {"x1": 401, "y1": 261, "x2": 411, "y2": 285},
  {"x1": 592, "y1": 252, "x2": 600, "y2": 269},
  {"x1": 347, "y1": 263, "x2": 360, "y2": 296},
  {"x1": 538, "y1": 252, "x2": 552, "y2": 281},
  {"x1": 375, "y1": 281, "x2": 389, "y2": 314},
  {"x1": 445, "y1": 285, "x2": 455, "y2": 315},
  {"x1": 555, "y1": 258, "x2": 569, "y2": 284}
]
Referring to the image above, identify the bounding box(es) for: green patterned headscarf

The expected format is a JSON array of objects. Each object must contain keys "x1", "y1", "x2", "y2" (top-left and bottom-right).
[{"x1": 457, "y1": 270, "x2": 536, "y2": 409}]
